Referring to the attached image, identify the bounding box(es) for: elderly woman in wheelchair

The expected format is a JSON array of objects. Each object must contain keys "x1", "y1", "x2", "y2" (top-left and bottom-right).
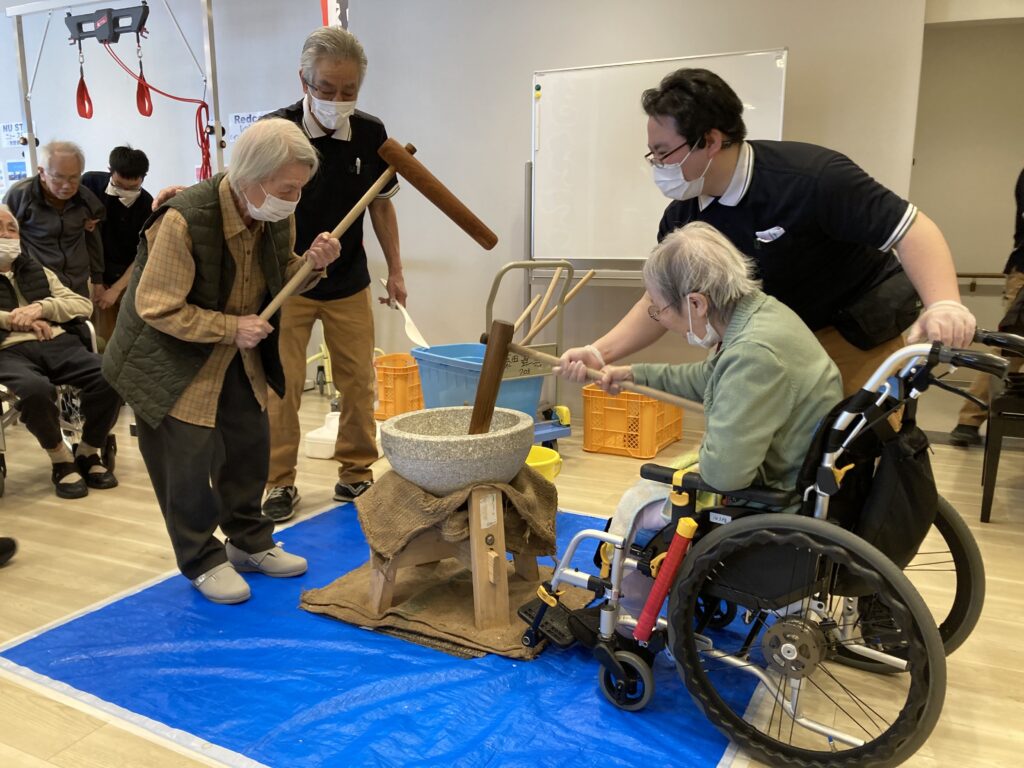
[{"x1": 530, "y1": 222, "x2": 1016, "y2": 767}]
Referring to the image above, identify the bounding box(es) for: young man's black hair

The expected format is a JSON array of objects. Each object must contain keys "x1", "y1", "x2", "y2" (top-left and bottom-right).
[
  {"x1": 108, "y1": 146, "x2": 149, "y2": 180},
  {"x1": 641, "y1": 68, "x2": 747, "y2": 148}
]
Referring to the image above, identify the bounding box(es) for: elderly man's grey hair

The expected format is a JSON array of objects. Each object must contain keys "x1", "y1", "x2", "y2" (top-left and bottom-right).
[
  {"x1": 0, "y1": 204, "x2": 19, "y2": 231},
  {"x1": 300, "y1": 26, "x2": 367, "y2": 87},
  {"x1": 39, "y1": 140, "x2": 85, "y2": 172},
  {"x1": 226, "y1": 118, "x2": 319, "y2": 193},
  {"x1": 644, "y1": 222, "x2": 761, "y2": 321}
]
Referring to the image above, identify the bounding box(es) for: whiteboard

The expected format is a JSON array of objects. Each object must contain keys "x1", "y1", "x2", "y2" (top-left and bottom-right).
[{"x1": 531, "y1": 49, "x2": 787, "y2": 263}]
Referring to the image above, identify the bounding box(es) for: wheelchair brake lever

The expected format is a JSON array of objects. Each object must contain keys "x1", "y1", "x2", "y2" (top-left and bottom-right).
[{"x1": 927, "y1": 375, "x2": 987, "y2": 410}]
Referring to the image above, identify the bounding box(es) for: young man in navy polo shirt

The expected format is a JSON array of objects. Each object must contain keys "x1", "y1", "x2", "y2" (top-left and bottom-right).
[
  {"x1": 560, "y1": 68, "x2": 975, "y2": 397},
  {"x1": 261, "y1": 26, "x2": 404, "y2": 522}
]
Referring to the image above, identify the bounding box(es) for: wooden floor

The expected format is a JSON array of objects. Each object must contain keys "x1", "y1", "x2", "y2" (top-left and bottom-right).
[{"x1": 0, "y1": 392, "x2": 1021, "y2": 767}]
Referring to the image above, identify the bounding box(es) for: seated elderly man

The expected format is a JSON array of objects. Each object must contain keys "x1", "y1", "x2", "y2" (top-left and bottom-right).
[
  {"x1": 3, "y1": 141, "x2": 105, "y2": 298},
  {"x1": 0, "y1": 204, "x2": 121, "y2": 498},
  {"x1": 559, "y1": 222, "x2": 843, "y2": 630},
  {"x1": 103, "y1": 118, "x2": 340, "y2": 604}
]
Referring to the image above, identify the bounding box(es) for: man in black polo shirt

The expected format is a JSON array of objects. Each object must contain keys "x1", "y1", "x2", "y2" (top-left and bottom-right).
[
  {"x1": 260, "y1": 26, "x2": 403, "y2": 522},
  {"x1": 81, "y1": 146, "x2": 153, "y2": 343},
  {"x1": 560, "y1": 68, "x2": 975, "y2": 397}
]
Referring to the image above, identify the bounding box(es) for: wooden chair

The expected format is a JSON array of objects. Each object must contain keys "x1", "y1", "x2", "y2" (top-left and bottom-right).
[{"x1": 981, "y1": 373, "x2": 1024, "y2": 523}]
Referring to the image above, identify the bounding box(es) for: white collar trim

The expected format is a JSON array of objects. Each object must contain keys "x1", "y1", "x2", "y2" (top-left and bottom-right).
[
  {"x1": 698, "y1": 141, "x2": 753, "y2": 211},
  {"x1": 301, "y1": 94, "x2": 352, "y2": 142}
]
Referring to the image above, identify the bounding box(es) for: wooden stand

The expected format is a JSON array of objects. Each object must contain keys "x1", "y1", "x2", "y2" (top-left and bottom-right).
[{"x1": 367, "y1": 485, "x2": 540, "y2": 630}]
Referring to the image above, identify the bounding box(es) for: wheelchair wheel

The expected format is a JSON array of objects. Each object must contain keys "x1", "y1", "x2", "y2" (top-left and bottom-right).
[
  {"x1": 695, "y1": 595, "x2": 737, "y2": 630},
  {"x1": 668, "y1": 514, "x2": 946, "y2": 768},
  {"x1": 834, "y1": 495, "x2": 984, "y2": 674},
  {"x1": 904, "y1": 495, "x2": 984, "y2": 655},
  {"x1": 598, "y1": 650, "x2": 654, "y2": 712}
]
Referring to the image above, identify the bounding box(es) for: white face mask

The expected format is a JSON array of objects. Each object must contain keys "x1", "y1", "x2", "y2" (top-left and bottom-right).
[
  {"x1": 105, "y1": 180, "x2": 142, "y2": 207},
  {"x1": 653, "y1": 145, "x2": 713, "y2": 201},
  {"x1": 0, "y1": 238, "x2": 20, "y2": 272},
  {"x1": 245, "y1": 185, "x2": 299, "y2": 222},
  {"x1": 686, "y1": 297, "x2": 721, "y2": 349},
  {"x1": 309, "y1": 94, "x2": 356, "y2": 131}
]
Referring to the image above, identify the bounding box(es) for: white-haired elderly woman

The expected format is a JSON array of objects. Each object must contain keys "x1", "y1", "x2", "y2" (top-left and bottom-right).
[
  {"x1": 103, "y1": 118, "x2": 339, "y2": 604},
  {"x1": 560, "y1": 221, "x2": 842, "y2": 636},
  {"x1": 565, "y1": 221, "x2": 842, "y2": 493}
]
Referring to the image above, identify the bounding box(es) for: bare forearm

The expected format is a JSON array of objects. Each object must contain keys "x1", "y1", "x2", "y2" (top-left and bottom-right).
[
  {"x1": 369, "y1": 198, "x2": 401, "y2": 274},
  {"x1": 592, "y1": 292, "x2": 667, "y2": 363},
  {"x1": 895, "y1": 212, "x2": 962, "y2": 306}
]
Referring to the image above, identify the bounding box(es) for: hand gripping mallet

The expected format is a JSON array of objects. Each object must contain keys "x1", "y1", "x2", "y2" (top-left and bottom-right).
[
  {"x1": 261, "y1": 139, "x2": 498, "y2": 321},
  {"x1": 479, "y1": 335, "x2": 705, "y2": 415}
]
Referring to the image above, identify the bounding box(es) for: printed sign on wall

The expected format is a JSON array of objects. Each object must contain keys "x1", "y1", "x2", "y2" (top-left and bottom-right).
[
  {"x1": 2, "y1": 121, "x2": 25, "y2": 148},
  {"x1": 227, "y1": 111, "x2": 270, "y2": 144}
]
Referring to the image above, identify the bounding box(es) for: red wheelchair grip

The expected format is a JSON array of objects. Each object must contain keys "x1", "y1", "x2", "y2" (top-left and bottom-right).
[{"x1": 633, "y1": 517, "x2": 697, "y2": 644}]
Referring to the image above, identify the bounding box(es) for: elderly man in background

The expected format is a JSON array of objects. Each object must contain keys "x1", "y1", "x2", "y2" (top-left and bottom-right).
[
  {"x1": 3, "y1": 141, "x2": 106, "y2": 299},
  {"x1": 0, "y1": 204, "x2": 121, "y2": 498},
  {"x1": 103, "y1": 119, "x2": 340, "y2": 605}
]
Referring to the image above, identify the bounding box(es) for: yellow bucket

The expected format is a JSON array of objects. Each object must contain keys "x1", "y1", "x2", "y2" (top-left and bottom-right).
[{"x1": 526, "y1": 445, "x2": 562, "y2": 482}]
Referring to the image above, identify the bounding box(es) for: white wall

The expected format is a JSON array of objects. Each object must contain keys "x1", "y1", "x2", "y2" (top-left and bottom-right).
[
  {"x1": 349, "y1": 0, "x2": 928, "y2": 414},
  {"x1": 909, "y1": 22, "x2": 1024, "y2": 331}
]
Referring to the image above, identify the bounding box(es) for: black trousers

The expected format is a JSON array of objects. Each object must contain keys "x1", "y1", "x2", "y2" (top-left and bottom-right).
[
  {"x1": 0, "y1": 333, "x2": 122, "y2": 449},
  {"x1": 136, "y1": 355, "x2": 274, "y2": 580}
]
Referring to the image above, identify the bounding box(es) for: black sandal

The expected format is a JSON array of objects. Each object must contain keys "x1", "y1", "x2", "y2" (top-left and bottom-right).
[
  {"x1": 52, "y1": 461, "x2": 88, "y2": 499},
  {"x1": 74, "y1": 453, "x2": 119, "y2": 490}
]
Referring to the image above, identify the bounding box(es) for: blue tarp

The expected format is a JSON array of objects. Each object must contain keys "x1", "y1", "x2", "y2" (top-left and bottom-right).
[{"x1": 0, "y1": 506, "x2": 744, "y2": 767}]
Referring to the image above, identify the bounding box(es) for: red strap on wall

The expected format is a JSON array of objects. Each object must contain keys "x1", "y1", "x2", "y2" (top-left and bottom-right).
[{"x1": 76, "y1": 71, "x2": 93, "y2": 119}]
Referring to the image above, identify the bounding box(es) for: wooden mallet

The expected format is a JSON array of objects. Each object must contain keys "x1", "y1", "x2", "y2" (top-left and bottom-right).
[
  {"x1": 261, "y1": 139, "x2": 498, "y2": 320},
  {"x1": 479, "y1": 333, "x2": 704, "y2": 415}
]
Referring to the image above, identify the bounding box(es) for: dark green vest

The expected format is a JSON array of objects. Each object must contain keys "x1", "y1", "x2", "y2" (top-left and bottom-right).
[{"x1": 102, "y1": 174, "x2": 293, "y2": 428}]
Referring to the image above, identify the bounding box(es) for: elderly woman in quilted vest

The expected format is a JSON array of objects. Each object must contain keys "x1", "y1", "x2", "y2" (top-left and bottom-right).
[{"x1": 103, "y1": 119, "x2": 340, "y2": 604}]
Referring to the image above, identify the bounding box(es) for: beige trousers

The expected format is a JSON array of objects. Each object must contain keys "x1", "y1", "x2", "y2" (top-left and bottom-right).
[{"x1": 267, "y1": 288, "x2": 377, "y2": 488}]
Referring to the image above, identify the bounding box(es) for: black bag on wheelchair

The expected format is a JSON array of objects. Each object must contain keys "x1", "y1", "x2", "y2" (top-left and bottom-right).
[{"x1": 799, "y1": 397, "x2": 938, "y2": 572}]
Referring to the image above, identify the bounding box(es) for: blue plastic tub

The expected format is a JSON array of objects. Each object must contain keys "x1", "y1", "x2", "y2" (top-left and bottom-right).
[{"x1": 411, "y1": 343, "x2": 543, "y2": 419}]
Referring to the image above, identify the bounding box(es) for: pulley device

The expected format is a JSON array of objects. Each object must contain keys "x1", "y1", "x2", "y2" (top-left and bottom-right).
[{"x1": 61, "y1": 1, "x2": 213, "y2": 178}]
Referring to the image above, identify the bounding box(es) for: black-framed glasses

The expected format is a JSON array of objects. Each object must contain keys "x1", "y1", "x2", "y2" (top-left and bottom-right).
[
  {"x1": 644, "y1": 141, "x2": 689, "y2": 169},
  {"x1": 648, "y1": 301, "x2": 672, "y2": 321}
]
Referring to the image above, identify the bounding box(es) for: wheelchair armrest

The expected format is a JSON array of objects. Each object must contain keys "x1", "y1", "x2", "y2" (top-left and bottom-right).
[{"x1": 639, "y1": 463, "x2": 798, "y2": 509}]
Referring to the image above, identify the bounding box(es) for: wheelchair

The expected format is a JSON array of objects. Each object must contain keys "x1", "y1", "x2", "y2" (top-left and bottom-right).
[
  {"x1": 0, "y1": 319, "x2": 117, "y2": 497},
  {"x1": 519, "y1": 329, "x2": 1022, "y2": 768}
]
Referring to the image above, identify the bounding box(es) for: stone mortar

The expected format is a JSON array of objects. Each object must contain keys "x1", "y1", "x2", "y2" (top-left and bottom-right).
[{"x1": 381, "y1": 406, "x2": 534, "y2": 496}]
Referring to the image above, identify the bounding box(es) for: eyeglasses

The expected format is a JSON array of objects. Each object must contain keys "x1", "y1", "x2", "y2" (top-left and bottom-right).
[
  {"x1": 644, "y1": 141, "x2": 689, "y2": 169},
  {"x1": 304, "y1": 78, "x2": 356, "y2": 102},
  {"x1": 45, "y1": 171, "x2": 81, "y2": 184},
  {"x1": 648, "y1": 301, "x2": 672, "y2": 322}
]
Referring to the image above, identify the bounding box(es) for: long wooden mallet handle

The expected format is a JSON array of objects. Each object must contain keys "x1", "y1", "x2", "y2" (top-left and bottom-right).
[
  {"x1": 507, "y1": 340, "x2": 703, "y2": 414},
  {"x1": 470, "y1": 320, "x2": 516, "y2": 434},
  {"x1": 377, "y1": 138, "x2": 498, "y2": 250},
  {"x1": 513, "y1": 294, "x2": 542, "y2": 334},
  {"x1": 530, "y1": 267, "x2": 563, "y2": 338},
  {"x1": 521, "y1": 269, "x2": 596, "y2": 345},
  {"x1": 260, "y1": 143, "x2": 417, "y2": 321}
]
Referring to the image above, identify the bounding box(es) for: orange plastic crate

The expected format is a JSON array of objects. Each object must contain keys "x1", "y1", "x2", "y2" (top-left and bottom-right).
[
  {"x1": 374, "y1": 353, "x2": 423, "y2": 420},
  {"x1": 582, "y1": 383, "x2": 683, "y2": 458}
]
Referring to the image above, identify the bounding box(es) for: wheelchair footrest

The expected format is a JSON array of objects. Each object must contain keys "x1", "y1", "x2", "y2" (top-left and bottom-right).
[{"x1": 517, "y1": 597, "x2": 577, "y2": 649}]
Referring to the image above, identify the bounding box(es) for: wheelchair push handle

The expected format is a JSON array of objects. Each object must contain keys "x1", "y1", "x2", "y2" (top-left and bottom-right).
[{"x1": 974, "y1": 328, "x2": 1024, "y2": 357}]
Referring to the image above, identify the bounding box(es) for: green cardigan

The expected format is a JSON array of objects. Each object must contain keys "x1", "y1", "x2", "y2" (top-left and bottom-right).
[{"x1": 633, "y1": 291, "x2": 842, "y2": 492}]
